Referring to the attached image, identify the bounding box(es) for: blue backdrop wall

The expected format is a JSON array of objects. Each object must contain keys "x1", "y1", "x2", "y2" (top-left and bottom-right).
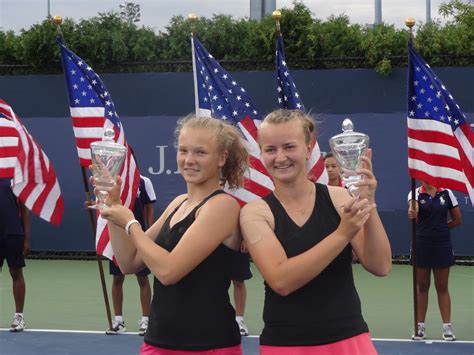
[{"x1": 1, "y1": 67, "x2": 473, "y2": 255}]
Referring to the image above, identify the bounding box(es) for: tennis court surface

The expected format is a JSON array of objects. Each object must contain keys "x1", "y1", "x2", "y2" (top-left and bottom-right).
[
  {"x1": 1, "y1": 260, "x2": 472, "y2": 354},
  {"x1": 1, "y1": 330, "x2": 473, "y2": 354}
]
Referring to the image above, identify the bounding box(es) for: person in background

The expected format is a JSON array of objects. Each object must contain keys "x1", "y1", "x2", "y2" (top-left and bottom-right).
[
  {"x1": 97, "y1": 115, "x2": 248, "y2": 354},
  {"x1": 107, "y1": 173, "x2": 156, "y2": 336},
  {"x1": 408, "y1": 180, "x2": 461, "y2": 341},
  {"x1": 324, "y1": 152, "x2": 343, "y2": 187},
  {"x1": 240, "y1": 109, "x2": 391, "y2": 354},
  {"x1": 0, "y1": 178, "x2": 30, "y2": 332},
  {"x1": 231, "y1": 240, "x2": 252, "y2": 336}
]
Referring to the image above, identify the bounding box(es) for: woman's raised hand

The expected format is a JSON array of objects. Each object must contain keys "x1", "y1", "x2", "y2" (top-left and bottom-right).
[
  {"x1": 99, "y1": 204, "x2": 135, "y2": 229},
  {"x1": 338, "y1": 197, "x2": 376, "y2": 241},
  {"x1": 354, "y1": 149, "x2": 377, "y2": 203},
  {"x1": 89, "y1": 171, "x2": 123, "y2": 207}
]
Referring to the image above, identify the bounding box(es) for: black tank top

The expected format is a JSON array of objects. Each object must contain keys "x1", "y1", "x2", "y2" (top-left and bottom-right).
[
  {"x1": 144, "y1": 190, "x2": 241, "y2": 350},
  {"x1": 261, "y1": 183, "x2": 368, "y2": 346}
]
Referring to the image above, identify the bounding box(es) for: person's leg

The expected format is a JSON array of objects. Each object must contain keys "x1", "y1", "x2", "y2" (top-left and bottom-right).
[
  {"x1": 232, "y1": 279, "x2": 249, "y2": 336},
  {"x1": 136, "y1": 274, "x2": 151, "y2": 336},
  {"x1": 136, "y1": 275, "x2": 151, "y2": 317},
  {"x1": 433, "y1": 267, "x2": 451, "y2": 323},
  {"x1": 433, "y1": 267, "x2": 456, "y2": 340},
  {"x1": 9, "y1": 267, "x2": 25, "y2": 313},
  {"x1": 6, "y1": 234, "x2": 27, "y2": 332},
  {"x1": 112, "y1": 274, "x2": 125, "y2": 317},
  {"x1": 9, "y1": 266, "x2": 26, "y2": 331},
  {"x1": 413, "y1": 267, "x2": 431, "y2": 339},
  {"x1": 232, "y1": 280, "x2": 246, "y2": 317},
  {"x1": 9, "y1": 267, "x2": 26, "y2": 331},
  {"x1": 106, "y1": 272, "x2": 127, "y2": 334},
  {"x1": 416, "y1": 267, "x2": 431, "y2": 323}
]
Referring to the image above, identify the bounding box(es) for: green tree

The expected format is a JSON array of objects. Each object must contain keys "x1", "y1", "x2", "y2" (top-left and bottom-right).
[
  {"x1": 0, "y1": 30, "x2": 23, "y2": 64},
  {"x1": 19, "y1": 17, "x2": 76, "y2": 70},
  {"x1": 0, "y1": 1, "x2": 472, "y2": 74},
  {"x1": 361, "y1": 23, "x2": 408, "y2": 76},
  {"x1": 438, "y1": 0, "x2": 474, "y2": 27}
]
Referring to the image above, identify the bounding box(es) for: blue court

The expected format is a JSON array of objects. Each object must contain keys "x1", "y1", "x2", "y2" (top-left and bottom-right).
[{"x1": 1, "y1": 329, "x2": 473, "y2": 354}]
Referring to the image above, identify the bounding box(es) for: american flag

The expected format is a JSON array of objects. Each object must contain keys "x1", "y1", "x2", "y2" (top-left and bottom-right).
[
  {"x1": 0, "y1": 99, "x2": 64, "y2": 225},
  {"x1": 192, "y1": 36, "x2": 274, "y2": 203},
  {"x1": 0, "y1": 113, "x2": 19, "y2": 178},
  {"x1": 407, "y1": 42, "x2": 474, "y2": 203},
  {"x1": 58, "y1": 39, "x2": 140, "y2": 259},
  {"x1": 276, "y1": 34, "x2": 327, "y2": 184}
]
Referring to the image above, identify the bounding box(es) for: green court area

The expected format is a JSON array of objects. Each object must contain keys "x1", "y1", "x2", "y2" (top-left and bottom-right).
[{"x1": 1, "y1": 261, "x2": 472, "y2": 341}]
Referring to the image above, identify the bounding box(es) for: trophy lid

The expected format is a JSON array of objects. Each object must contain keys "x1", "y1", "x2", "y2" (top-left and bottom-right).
[
  {"x1": 329, "y1": 118, "x2": 369, "y2": 146},
  {"x1": 90, "y1": 128, "x2": 127, "y2": 153}
]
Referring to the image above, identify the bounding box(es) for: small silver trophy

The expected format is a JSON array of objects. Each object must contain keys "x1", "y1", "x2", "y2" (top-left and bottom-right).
[
  {"x1": 89, "y1": 128, "x2": 127, "y2": 209},
  {"x1": 329, "y1": 118, "x2": 370, "y2": 196}
]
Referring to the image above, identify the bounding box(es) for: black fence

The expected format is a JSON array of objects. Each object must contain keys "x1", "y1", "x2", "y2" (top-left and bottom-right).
[
  {"x1": 2, "y1": 55, "x2": 474, "y2": 75},
  {"x1": 26, "y1": 250, "x2": 474, "y2": 265}
]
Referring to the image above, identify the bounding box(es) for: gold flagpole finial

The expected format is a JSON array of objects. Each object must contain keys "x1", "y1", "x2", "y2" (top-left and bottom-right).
[
  {"x1": 188, "y1": 13, "x2": 198, "y2": 34},
  {"x1": 272, "y1": 10, "x2": 281, "y2": 33},
  {"x1": 405, "y1": 17, "x2": 415, "y2": 29},
  {"x1": 405, "y1": 17, "x2": 416, "y2": 39},
  {"x1": 52, "y1": 15, "x2": 63, "y2": 26},
  {"x1": 52, "y1": 15, "x2": 63, "y2": 37}
]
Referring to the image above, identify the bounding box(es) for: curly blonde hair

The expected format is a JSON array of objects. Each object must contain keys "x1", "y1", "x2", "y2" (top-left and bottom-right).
[
  {"x1": 260, "y1": 109, "x2": 316, "y2": 145},
  {"x1": 175, "y1": 115, "x2": 249, "y2": 189}
]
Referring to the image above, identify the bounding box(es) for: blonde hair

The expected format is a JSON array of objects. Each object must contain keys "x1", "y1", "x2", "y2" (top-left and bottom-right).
[
  {"x1": 175, "y1": 115, "x2": 249, "y2": 189},
  {"x1": 260, "y1": 109, "x2": 316, "y2": 145}
]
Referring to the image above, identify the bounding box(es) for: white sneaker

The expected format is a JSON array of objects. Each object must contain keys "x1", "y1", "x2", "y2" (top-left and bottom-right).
[
  {"x1": 9, "y1": 314, "x2": 26, "y2": 332},
  {"x1": 412, "y1": 323, "x2": 426, "y2": 340},
  {"x1": 442, "y1": 324, "x2": 456, "y2": 341},
  {"x1": 237, "y1": 319, "x2": 248, "y2": 336},
  {"x1": 106, "y1": 320, "x2": 126, "y2": 335},
  {"x1": 138, "y1": 319, "x2": 148, "y2": 336}
]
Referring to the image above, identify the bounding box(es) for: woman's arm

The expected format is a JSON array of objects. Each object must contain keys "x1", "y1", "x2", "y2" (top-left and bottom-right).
[
  {"x1": 346, "y1": 152, "x2": 392, "y2": 276},
  {"x1": 103, "y1": 193, "x2": 240, "y2": 285},
  {"x1": 95, "y1": 175, "x2": 173, "y2": 273},
  {"x1": 448, "y1": 206, "x2": 462, "y2": 229},
  {"x1": 241, "y1": 196, "x2": 373, "y2": 296},
  {"x1": 20, "y1": 203, "x2": 30, "y2": 256},
  {"x1": 349, "y1": 206, "x2": 392, "y2": 276},
  {"x1": 105, "y1": 205, "x2": 170, "y2": 274}
]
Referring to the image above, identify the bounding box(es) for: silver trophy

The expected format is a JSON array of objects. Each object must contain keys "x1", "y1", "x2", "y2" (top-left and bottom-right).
[
  {"x1": 89, "y1": 128, "x2": 127, "y2": 209},
  {"x1": 329, "y1": 118, "x2": 370, "y2": 196}
]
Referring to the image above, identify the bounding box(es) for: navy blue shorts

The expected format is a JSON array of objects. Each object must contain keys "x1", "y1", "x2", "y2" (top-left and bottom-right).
[
  {"x1": 0, "y1": 234, "x2": 26, "y2": 269},
  {"x1": 411, "y1": 239, "x2": 455, "y2": 269},
  {"x1": 109, "y1": 261, "x2": 150, "y2": 277},
  {"x1": 230, "y1": 251, "x2": 252, "y2": 281}
]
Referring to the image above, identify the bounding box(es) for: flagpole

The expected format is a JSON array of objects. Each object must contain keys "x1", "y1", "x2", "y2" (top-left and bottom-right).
[
  {"x1": 272, "y1": 10, "x2": 281, "y2": 35},
  {"x1": 189, "y1": 13, "x2": 201, "y2": 115},
  {"x1": 53, "y1": 16, "x2": 113, "y2": 331},
  {"x1": 405, "y1": 16, "x2": 418, "y2": 337}
]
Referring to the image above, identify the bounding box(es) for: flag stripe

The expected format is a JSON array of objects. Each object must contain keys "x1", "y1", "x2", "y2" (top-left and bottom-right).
[
  {"x1": 408, "y1": 147, "x2": 462, "y2": 170},
  {"x1": 408, "y1": 127, "x2": 458, "y2": 147},
  {"x1": 243, "y1": 177, "x2": 272, "y2": 198},
  {"x1": 408, "y1": 168, "x2": 468, "y2": 194},
  {"x1": 408, "y1": 136, "x2": 460, "y2": 158}
]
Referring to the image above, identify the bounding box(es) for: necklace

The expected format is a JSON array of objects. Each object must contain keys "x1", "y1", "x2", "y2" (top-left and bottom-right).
[
  {"x1": 274, "y1": 183, "x2": 315, "y2": 216},
  {"x1": 179, "y1": 198, "x2": 204, "y2": 217}
]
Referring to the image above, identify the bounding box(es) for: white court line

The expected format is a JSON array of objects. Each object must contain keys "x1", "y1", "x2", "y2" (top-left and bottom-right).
[
  {"x1": 0, "y1": 330, "x2": 473, "y2": 344},
  {"x1": 0, "y1": 328, "x2": 139, "y2": 335}
]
